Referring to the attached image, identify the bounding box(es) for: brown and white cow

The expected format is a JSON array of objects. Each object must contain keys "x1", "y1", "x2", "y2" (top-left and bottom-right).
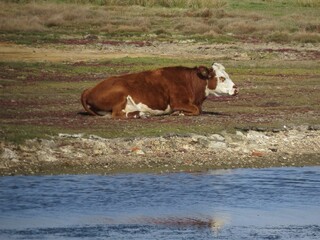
[{"x1": 81, "y1": 63, "x2": 238, "y2": 118}]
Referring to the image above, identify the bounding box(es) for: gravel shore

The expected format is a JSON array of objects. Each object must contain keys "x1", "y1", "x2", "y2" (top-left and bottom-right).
[{"x1": 1, "y1": 125, "x2": 319, "y2": 176}]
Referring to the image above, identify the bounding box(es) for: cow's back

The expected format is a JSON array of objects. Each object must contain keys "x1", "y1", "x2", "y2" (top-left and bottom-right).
[{"x1": 109, "y1": 67, "x2": 194, "y2": 108}]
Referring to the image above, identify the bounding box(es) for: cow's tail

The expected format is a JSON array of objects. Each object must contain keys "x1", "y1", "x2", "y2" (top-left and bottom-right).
[{"x1": 81, "y1": 88, "x2": 100, "y2": 116}]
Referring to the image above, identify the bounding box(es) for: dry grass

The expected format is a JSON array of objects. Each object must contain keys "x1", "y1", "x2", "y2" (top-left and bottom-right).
[
  {"x1": 0, "y1": 3, "x2": 99, "y2": 31},
  {"x1": 3, "y1": 0, "x2": 227, "y2": 8},
  {"x1": 106, "y1": 0, "x2": 226, "y2": 8},
  {"x1": 224, "y1": 20, "x2": 257, "y2": 34},
  {"x1": 0, "y1": 1, "x2": 319, "y2": 43},
  {"x1": 295, "y1": 0, "x2": 320, "y2": 7},
  {"x1": 292, "y1": 32, "x2": 320, "y2": 43},
  {"x1": 262, "y1": 0, "x2": 320, "y2": 7}
]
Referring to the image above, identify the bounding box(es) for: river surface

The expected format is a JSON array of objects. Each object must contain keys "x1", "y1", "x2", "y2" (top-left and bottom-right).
[{"x1": 1, "y1": 167, "x2": 320, "y2": 239}]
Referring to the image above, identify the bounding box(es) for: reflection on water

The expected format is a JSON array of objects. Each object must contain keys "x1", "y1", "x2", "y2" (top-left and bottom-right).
[{"x1": 0, "y1": 167, "x2": 320, "y2": 239}]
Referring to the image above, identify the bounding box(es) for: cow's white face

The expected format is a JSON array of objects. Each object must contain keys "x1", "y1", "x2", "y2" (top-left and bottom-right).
[{"x1": 207, "y1": 63, "x2": 238, "y2": 97}]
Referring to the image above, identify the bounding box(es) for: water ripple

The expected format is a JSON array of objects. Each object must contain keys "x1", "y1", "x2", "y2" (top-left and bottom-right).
[{"x1": 0, "y1": 166, "x2": 320, "y2": 239}]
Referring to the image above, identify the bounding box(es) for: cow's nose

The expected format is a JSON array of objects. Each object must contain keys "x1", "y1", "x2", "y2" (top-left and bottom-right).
[{"x1": 233, "y1": 85, "x2": 239, "y2": 95}]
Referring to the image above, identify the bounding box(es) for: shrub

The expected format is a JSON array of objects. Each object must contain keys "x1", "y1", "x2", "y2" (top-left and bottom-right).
[
  {"x1": 266, "y1": 31, "x2": 290, "y2": 43},
  {"x1": 293, "y1": 32, "x2": 320, "y2": 43}
]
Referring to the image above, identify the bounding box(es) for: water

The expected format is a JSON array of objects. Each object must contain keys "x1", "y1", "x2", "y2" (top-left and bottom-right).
[{"x1": 0, "y1": 167, "x2": 320, "y2": 239}]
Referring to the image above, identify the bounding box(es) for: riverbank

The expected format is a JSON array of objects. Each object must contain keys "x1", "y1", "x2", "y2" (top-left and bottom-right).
[
  {"x1": 1, "y1": 125, "x2": 319, "y2": 176},
  {"x1": 1, "y1": 0, "x2": 319, "y2": 176}
]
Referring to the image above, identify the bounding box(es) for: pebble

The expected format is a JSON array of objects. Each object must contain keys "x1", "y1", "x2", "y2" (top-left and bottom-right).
[{"x1": 1, "y1": 126, "x2": 320, "y2": 175}]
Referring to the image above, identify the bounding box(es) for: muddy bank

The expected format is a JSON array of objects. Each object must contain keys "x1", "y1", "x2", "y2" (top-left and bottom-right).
[{"x1": 1, "y1": 125, "x2": 319, "y2": 176}]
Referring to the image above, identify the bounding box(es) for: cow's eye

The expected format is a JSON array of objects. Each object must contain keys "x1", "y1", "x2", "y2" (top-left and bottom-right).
[{"x1": 220, "y1": 77, "x2": 226, "y2": 82}]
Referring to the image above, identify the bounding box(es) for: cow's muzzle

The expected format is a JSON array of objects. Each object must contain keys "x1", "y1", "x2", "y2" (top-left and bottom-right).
[{"x1": 233, "y1": 85, "x2": 239, "y2": 96}]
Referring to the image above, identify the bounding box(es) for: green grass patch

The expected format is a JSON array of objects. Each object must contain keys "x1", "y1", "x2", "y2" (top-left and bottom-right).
[
  {"x1": 1, "y1": 58, "x2": 319, "y2": 143},
  {"x1": 0, "y1": 124, "x2": 63, "y2": 144}
]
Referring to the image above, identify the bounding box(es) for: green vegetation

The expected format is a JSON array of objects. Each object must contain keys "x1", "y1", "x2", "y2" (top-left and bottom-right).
[
  {"x1": 0, "y1": 0, "x2": 319, "y2": 143},
  {"x1": 1, "y1": 58, "x2": 319, "y2": 143}
]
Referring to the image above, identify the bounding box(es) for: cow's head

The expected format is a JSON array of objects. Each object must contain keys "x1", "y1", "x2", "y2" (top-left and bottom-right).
[{"x1": 205, "y1": 63, "x2": 238, "y2": 97}]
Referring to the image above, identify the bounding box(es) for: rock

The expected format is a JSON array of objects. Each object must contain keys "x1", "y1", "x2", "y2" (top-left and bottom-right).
[
  {"x1": 182, "y1": 144, "x2": 194, "y2": 151},
  {"x1": 58, "y1": 133, "x2": 84, "y2": 138},
  {"x1": 226, "y1": 131, "x2": 246, "y2": 142},
  {"x1": 190, "y1": 134, "x2": 228, "y2": 150},
  {"x1": 37, "y1": 150, "x2": 57, "y2": 162},
  {"x1": 92, "y1": 141, "x2": 108, "y2": 155},
  {"x1": 272, "y1": 128, "x2": 282, "y2": 133},
  {"x1": 308, "y1": 125, "x2": 320, "y2": 131},
  {"x1": 208, "y1": 141, "x2": 227, "y2": 150},
  {"x1": 1, "y1": 126, "x2": 320, "y2": 176},
  {"x1": 1, "y1": 148, "x2": 19, "y2": 161},
  {"x1": 208, "y1": 134, "x2": 225, "y2": 142},
  {"x1": 93, "y1": 149, "x2": 103, "y2": 156},
  {"x1": 60, "y1": 145, "x2": 73, "y2": 154},
  {"x1": 255, "y1": 127, "x2": 267, "y2": 132},
  {"x1": 136, "y1": 149, "x2": 145, "y2": 155},
  {"x1": 236, "y1": 131, "x2": 245, "y2": 137},
  {"x1": 89, "y1": 135, "x2": 106, "y2": 140},
  {"x1": 247, "y1": 131, "x2": 269, "y2": 143},
  {"x1": 269, "y1": 148, "x2": 278, "y2": 152},
  {"x1": 40, "y1": 139, "x2": 57, "y2": 149},
  {"x1": 191, "y1": 134, "x2": 210, "y2": 145}
]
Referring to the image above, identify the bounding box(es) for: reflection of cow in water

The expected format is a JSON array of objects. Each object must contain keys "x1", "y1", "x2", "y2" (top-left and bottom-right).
[
  {"x1": 81, "y1": 63, "x2": 238, "y2": 118},
  {"x1": 138, "y1": 216, "x2": 226, "y2": 232},
  {"x1": 148, "y1": 217, "x2": 214, "y2": 228}
]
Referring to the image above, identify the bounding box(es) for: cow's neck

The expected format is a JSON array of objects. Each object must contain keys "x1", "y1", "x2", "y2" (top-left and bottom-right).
[{"x1": 192, "y1": 72, "x2": 207, "y2": 105}]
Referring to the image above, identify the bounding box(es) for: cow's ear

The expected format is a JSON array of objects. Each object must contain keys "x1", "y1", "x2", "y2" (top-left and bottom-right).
[{"x1": 197, "y1": 66, "x2": 209, "y2": 79}]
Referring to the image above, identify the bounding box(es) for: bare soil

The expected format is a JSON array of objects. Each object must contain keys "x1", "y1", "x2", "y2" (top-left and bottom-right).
[{"x1": 1, "y1": 40, "x2": 320, "y2": 62}]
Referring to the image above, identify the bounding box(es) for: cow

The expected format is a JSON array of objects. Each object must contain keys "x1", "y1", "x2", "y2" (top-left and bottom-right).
[{"x1": 81, "y1": 63, "x2": 238, "y2": 119}]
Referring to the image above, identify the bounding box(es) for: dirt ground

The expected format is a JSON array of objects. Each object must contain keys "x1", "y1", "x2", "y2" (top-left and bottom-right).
[
  {"x1": 1, "y1": 39, "x2": 320, "y2": 175},
  {"x1": 1, "y1": 40, "x2": 320, "y2": 62}
]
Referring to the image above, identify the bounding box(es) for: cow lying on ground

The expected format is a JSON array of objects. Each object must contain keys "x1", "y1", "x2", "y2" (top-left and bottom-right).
[{"x1": 81, "y1": 63, "x2": 238, "y2": 119}]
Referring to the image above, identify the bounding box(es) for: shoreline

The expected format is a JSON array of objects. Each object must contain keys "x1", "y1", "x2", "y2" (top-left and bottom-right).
[{"x1": 1, "y1": 125, "x2": 319, "y2": 176}]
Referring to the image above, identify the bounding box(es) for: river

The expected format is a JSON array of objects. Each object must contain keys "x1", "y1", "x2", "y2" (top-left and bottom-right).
[{"x1": 1, "y1": 167, "x2": 320, "y2": 239}]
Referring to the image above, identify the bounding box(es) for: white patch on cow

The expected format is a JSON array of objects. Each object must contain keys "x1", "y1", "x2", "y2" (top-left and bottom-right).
[
  {"x1": 206, "y1": 63, "x2": 237, "y2": 97},
  {"x1": 123, "y1": 96, "x2": 172, "y2": 118}
]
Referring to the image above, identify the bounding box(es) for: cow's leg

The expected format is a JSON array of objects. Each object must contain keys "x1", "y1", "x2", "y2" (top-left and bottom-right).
[
  {"x1": 111, "y1": 98, "x2": 127, "y2": 119},
  {"x1": 111, "y1": 99, "x2": 144, "y2": 119},
  {"x1": 126, "y1": 111, "x2": 141, "y2": 119},
  {"x1": 111, "y1": 109, "x2": 126, "y2": 119},
  {"x1": 114, "y1": 110, "x2": 147, "y2": 119},
  {"x1": 172, "y1": 103, "x2": 201, "y2": 116},
  {"x1": 170, "y1": 91, "x2": 201, "y2": 116}
]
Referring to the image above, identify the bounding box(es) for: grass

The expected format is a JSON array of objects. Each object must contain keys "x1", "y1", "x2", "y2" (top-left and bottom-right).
[
  {"x1": 0, "y1": 0, "x2": 319, "y2": 143},
  {"x1": 0, "y1": 0, "x2": 319, "y2": 44},
  {"x1": 1, "y1": 57, "x2": 319, "y2": 143},
  {"x1": 6, "y1": 0, "x2": 228, "y2": 8}
]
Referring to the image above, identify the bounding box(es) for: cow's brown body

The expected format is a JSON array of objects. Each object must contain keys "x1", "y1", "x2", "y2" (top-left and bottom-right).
[{"x1": 81, "y1": 66, "x2": 220, "y2": 118}]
